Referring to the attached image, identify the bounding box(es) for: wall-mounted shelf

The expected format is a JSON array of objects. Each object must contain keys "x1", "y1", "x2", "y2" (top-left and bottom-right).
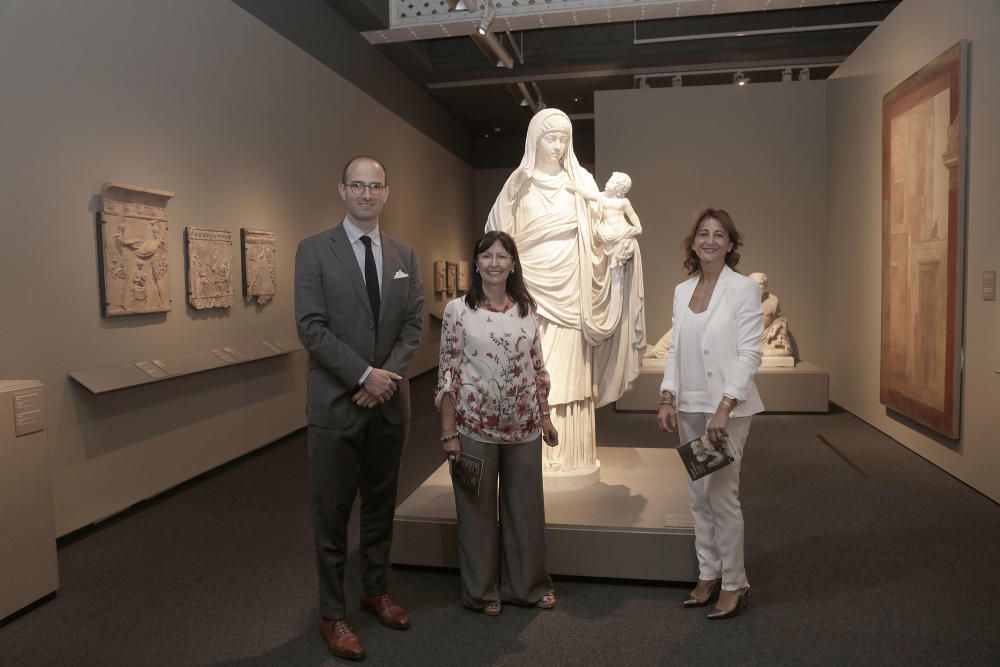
[{"x1": 69, "y1": 336, "x2": 304, "y2": 394}]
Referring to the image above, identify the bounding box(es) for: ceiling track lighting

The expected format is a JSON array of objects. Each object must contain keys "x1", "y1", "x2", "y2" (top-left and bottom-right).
[
  {"x1": 477, "y1": 1, "x2": 496, "y2": 35},
  {"x1": 517, "y1": 81, "x2": 538, "y2": 113},
  {"x1": 531, "y1": 82, "x2": 545, "y2": 110},
  {"x1": 626, "y1": 61, "x2": 839, "y2": 90},
  {"x1": 479, "y1": 31, "x2": 513, "y2": 68}
]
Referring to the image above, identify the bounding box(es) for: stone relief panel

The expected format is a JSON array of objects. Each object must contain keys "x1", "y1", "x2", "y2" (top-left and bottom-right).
[
  {"x1": 433, "y1": 260, "x2": 446, "y2": 292},
  {"x1": 457, "y1": 260, "x2": 471, "y2": 292},
  {"x1": 185, "y1": 227, "x2": 233, "y2": 310},
  {"x1": 446, "y1": 261, "x2": 458, "y2": 293},
  {"x1": 99, "y1": 182, "x2": 174, "y2": 317},
  {"x1": 241, "y1": 229, "x2": 276, "y2": 306}
]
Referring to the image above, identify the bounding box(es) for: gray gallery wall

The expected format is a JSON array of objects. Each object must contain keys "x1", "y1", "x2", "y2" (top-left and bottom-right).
[
  {"x1": 826, "y1": 0, "x2": 1000, "y2": 502},
  {"x1": 595, "y1": 82, "x2": 828, "y2": 361},
  {"x1": 0, "y1": 0, "x2": 477, "y2": 535}
]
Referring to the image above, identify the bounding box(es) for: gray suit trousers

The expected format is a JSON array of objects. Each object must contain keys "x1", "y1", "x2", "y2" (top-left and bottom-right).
[
  {"x1": 308, "y1": 412, "x2": 404, "y2": 620},
  {"x1": 452, "y1": 434, "x2": 553, "y2": 609}
]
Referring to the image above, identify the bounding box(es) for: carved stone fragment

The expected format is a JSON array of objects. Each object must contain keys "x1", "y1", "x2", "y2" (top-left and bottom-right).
[
  {"x1": 185, "y1": 227, "x2": 233, "y2": 310},
  {"x1": 433, "y1": 260, "x2": 446, "y2": 292},
  {"x1": 241, "y1": 229, "x2": 277, "y2": 306},
  {"x1": 457, "y1": 260, "x2": 471, "y2": 292},
  {"x1": 99, "y1": 182, "x2": 174, "y2": 317},
  {"x1": 446, "y1": 261, "x2": 458, "y2": 293}
]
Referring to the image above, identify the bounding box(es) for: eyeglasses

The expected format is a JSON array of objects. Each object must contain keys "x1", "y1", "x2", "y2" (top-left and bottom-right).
[
  {"x1": 345, "y1": 181, "x2": 385, "y2": 195},
  {"x1": 479, "y1": 253, "x2": 512, "y2": 263}
]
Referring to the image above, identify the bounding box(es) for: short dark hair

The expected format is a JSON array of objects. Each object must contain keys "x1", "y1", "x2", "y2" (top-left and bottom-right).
[
  {"x1": 681, "y1": 208, "x2": 743, "y2": 275},
  {"x1": 465, "y1": 231, "x2": 537, "y2": 318},
  {"x1": 341, "y1": 156, "x2": 388, "y2": 185}
]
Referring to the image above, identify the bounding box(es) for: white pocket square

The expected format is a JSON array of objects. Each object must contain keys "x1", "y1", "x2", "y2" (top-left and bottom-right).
[{"x1": 393, "y1": 270, "x2": 409, "y2": 279}]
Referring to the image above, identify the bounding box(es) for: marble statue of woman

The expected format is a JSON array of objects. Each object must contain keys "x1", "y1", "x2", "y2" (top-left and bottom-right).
[{"x1": 486, "y1": 109, "x2": 646, "y2": 485}]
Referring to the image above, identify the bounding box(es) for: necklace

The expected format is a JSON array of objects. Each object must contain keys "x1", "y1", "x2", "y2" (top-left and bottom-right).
[{"x1": 482, "y1": 295, "x2": 512, "y2": 312}]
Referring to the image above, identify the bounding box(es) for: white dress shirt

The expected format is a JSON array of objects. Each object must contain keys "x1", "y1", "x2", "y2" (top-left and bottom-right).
[{"x1": 342, "y1": 218, "x2": 383, "y2": 290}]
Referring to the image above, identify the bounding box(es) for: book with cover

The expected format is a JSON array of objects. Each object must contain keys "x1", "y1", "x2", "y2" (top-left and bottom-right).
[
  {"x1": 677, "y1": 434, "x2": 735, "y2": 481},
  {"x1": 449, "y1": 451, "x2": 485, "y2": 496}
]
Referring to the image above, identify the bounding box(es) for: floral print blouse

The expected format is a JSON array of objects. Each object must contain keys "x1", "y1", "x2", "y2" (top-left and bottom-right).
[{"x1": 435, "y1": 297, "x2": 551, "y2": 444}]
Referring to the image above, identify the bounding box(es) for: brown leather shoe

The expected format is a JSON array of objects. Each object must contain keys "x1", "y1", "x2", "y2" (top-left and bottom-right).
[
  {"x1": 360, "y1": 593, "x2": 410, "y2": 629},
  {"x1": 320, "y1": 618, "x2": 365, "y2": 660}
]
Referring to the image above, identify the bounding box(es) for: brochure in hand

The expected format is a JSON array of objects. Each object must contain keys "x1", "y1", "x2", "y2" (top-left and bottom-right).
[
  {"x1": 449, "y1": 451, "x2": 485, "y2": 496},
  {"x1": 677, "y1": 433, "x2": 735, "y2": 481}
]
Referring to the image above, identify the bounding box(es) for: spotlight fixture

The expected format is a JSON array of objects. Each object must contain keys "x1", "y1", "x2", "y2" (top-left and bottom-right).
[
  {"x1": 672, "y1": 74, "x2": 682, "y2": 87},
  {"x1": 798, "y1": 67, "x2": 810, "y2": 81},
  {"x1": 734, "y1": 71, "x2": 748, "y2": 86},
  {"x1": 782, "y1": 68, "x2": 793, "y2": 83},
  {"x1": 477, "y1": 1, "x2": 496, "y2": 35}
]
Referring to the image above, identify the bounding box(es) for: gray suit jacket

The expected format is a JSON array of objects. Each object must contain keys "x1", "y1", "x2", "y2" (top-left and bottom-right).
[{"x1": 294, "y1": 222, "x2": 425, "y2": 428}]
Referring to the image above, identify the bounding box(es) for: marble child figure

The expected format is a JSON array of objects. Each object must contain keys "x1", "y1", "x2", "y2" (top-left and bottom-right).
[{"x1": 570, "y1": 171, "x2": 642, "y2": 269}]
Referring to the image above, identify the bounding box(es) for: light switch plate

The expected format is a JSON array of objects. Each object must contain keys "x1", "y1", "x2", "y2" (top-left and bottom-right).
[{"x1": 984, "y1": 271, "x2": 997, "y2": 301}]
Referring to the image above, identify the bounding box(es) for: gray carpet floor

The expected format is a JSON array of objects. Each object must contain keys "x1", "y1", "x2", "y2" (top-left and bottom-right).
[{"x1": 2, "y1": 371, "x2": 998, "y2": 666}]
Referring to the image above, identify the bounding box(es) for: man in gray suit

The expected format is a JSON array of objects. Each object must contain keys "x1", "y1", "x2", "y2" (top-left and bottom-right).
[{"x1": 295, "y1": 156, "x2": 424, "y2": 661}]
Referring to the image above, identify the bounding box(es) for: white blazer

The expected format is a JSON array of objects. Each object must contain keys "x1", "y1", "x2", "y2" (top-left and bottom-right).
[{"x1": 660, "y1": 265, "x2": 765, "y2": 417}]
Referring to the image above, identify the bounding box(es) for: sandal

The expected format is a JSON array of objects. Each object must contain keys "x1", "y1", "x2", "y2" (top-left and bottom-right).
[
  {"x1": 536, "y1": 591, "x2": 557, "y2": 609},
  {"x1": 483, "y1": 601, "x2": 502, "y2": 616}
]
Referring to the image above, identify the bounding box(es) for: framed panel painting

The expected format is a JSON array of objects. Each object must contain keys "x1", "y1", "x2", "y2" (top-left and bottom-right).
[{"x1": 880, "y1": 41, "x2": 969, "y2": 439}]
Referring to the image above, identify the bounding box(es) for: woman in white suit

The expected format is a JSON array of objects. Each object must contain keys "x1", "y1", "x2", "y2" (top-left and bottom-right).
[{"x1": 657, "y1": 208, "x2": 763, "y2": 619}]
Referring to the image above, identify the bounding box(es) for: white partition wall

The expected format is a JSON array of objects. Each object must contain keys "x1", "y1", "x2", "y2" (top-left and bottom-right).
[
  {"x1": 827, "y1": 0, "x2": 1000, "y2": 502},
  {"x1": 595, "y1": 82, "x2": 829, "y2": 365}
]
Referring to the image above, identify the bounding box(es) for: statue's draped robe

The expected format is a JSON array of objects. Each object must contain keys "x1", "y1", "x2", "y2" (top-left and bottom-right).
[{"x1": 486, "y1": 109, "x2": 646, "y2": 472}]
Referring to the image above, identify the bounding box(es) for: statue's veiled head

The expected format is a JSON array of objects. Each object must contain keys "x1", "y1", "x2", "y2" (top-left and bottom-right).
[{"x1": 527, "y1": 109, "x2": 573, "y2": 169}]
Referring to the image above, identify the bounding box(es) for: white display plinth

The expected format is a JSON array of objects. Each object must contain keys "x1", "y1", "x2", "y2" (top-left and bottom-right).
[
  {"x1": 0, "y1": 380, "x2": 59, "y2": 620},
  {"x1": 616, "y1": 359, "x2": 829, "y2": 413},
  {"x1": 391, "y1": 446, "x2": 698, "y2": 582}
]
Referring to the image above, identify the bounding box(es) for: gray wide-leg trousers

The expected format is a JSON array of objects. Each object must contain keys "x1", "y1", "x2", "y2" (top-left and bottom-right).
[{"x1": 452, "y1": 433, "x2": 553, "y2": 609}]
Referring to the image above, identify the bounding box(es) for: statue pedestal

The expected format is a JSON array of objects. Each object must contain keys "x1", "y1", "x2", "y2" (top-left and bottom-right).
[
  {"x1": 761, "y1": 355, "x2": 795, "y2": 367},
  {"x1": 391, "y1": 446, "x2": 697, "y2": 582},
  {"x1": 542, "y1": 461, "x2": 601, "y2": 491}
]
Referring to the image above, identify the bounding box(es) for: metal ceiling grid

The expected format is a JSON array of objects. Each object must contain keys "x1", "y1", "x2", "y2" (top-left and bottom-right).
[{"x1": 368, "y1": 0, "x2": 881, "y2": 42}]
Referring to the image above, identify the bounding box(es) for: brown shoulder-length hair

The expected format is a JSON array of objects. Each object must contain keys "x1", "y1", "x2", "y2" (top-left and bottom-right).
[
  {"x1": 465, "y1": 231, "x2": 537, "y2": 317},
  {"x1": 682, "y1": 208, "x2": 743, "y2": 275}
]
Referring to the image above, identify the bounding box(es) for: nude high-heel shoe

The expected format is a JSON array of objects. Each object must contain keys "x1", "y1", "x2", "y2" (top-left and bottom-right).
[
  {"x1": 707, "y1": 586, "x2": 750, "y2": 619},
  {"x1": 682, "y1": 579, "x2": 721, "y2": 608}
]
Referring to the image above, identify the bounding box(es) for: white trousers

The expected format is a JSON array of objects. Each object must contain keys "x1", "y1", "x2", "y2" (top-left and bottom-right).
[{"x1": 686, "y1": 415, "x2": 751, "y2": 591}]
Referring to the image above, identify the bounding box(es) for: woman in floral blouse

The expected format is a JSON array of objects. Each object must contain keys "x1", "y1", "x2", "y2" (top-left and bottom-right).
[{"x1": 435, "y1": 230, "x2": 559, "y2": 616}]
